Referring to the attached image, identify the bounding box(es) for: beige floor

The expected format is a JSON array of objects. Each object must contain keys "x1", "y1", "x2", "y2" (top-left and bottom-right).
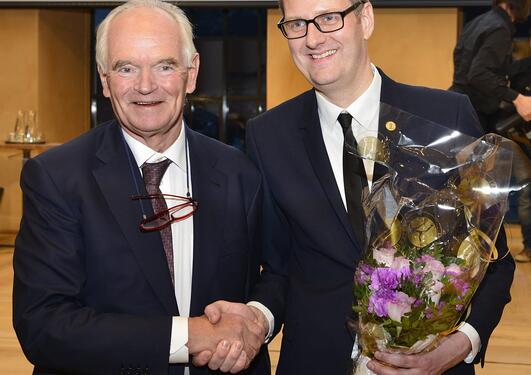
[{"x1": 0, "y1": 225, "x2": 529, "y2": 374}]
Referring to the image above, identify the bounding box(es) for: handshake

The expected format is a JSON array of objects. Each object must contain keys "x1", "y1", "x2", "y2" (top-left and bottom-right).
[{"x1": 187, "y1": 301, "x2": 269, "y2": 373}]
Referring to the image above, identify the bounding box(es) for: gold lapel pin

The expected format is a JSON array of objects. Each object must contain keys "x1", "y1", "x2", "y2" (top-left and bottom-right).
[{"x1": 385, "y1": 121, "x2": 397, "y2": 132}]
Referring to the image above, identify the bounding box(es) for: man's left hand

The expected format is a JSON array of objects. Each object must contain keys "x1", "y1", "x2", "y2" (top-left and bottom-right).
[{"x1": 366, "y1": 332, "x2": 472, "y2": 375}]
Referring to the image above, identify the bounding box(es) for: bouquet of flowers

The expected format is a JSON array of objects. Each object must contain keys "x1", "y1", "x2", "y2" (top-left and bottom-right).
[{"x1": 350, "y1": 104, "x2": 524, "y2": 372}]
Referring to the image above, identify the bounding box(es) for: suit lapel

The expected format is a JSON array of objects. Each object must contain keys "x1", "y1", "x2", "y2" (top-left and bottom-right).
[
  {"x1": 299, "y1": 90, "x2": 358, "y2": 248},
  {"x1": 379, "y1": 69, "x2": 403, "y2": 143},
  {"x1": 92, "y1": 122, "x2": 178, "y2": 315},
  {"x1": 185, "y1": 128, "x2": 227, "y2": 316},
  {"x1": 375, "y1": 71, "x2": 404, "y2": 181}
]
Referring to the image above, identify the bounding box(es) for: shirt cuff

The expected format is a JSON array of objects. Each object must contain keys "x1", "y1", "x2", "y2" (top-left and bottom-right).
[
  {"x1": 458, "y1": 322, "x2": 481, "y2": 364},
  {"x1": 169, "y1": 316, "x2": 189, "y2": 363},
  {"x1": 247, "y1": 301, "x2": 275, "y2": 343}
]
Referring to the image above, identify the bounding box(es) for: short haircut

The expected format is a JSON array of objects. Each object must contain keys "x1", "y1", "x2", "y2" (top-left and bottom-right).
[
  {"x1": 96, "y1": 0, "x2": 196, "y2": 73},
  {"x1": 493, "y1": 0, "x2": 530, "y2": 21},
  {"x1": 278, "y1": 0, "x2": 368, "y2": 17}
]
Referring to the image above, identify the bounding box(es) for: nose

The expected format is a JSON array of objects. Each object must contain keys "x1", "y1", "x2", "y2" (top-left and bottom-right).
[
  {"x1": 305, "y1": 22, "x2": 326, "y2": 49},
  {"x1": 134, "y1": 68, "x2": 157, "y2": 94}
]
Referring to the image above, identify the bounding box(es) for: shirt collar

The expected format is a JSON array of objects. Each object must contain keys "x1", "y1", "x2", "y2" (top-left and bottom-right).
[
  {"x1": 121, "y1": 121, "x2": 187, "y2": 172},
  {"x1": 316, "y1": 64, "x2": 382, "y2": 132}
]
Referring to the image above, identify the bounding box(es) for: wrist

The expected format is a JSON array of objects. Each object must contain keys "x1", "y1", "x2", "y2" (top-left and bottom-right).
[
  {"x1": 248, "y1": 306, "x2": 268, "y2": 339},
  {"x1": 187, "y1": 316, "x2": 213, "y2": 354},
  {"x1": 448, "y1": 332, "x2": 472, "y2": 363}
]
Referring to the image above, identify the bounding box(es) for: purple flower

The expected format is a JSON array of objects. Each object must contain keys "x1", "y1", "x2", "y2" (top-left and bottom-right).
[
  {"x1": 452, "y1": 278, "x2": 470, "y2": 297},
  {"x1": 391, "y1": 256, "x2": 412, "y2": 278},
  {"x1": 370, "y1": 268, "x2": 401, "y2": 291},
  {"x1": 412, "y1": 271, "x2": 424, "y2": 284},
  {"x1": 387, "y1": 292, "x2": 416, "y2": 322},
  {"x1": 355, "y1": 263, "x2": 374, "y2": 284},
  {"x1": 368, "y1": 289, "x2": 395, "y2": 317},
  {"x1": 419, "y1": 254, "x2": 435, "y2": 263},
  {"x1": 436, "y1": 301, "x2": 447, "y2": 315}
]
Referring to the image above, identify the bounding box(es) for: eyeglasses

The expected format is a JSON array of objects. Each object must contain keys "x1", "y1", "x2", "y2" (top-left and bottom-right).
[
  {"x1": 131, "y1": 193, "x2": 198, "y2": 232},
  {"x1": 277, "y1": 1, "x2": 365, "y2": 40}
]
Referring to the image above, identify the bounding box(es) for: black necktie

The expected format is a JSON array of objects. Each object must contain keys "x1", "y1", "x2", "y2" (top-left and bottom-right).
[
  {"x1": 338, "y1": 112, "x2": 367, "y2": 248},
  {"x1": 142, "y1": 159, "x2": 174, "y2": 285}
]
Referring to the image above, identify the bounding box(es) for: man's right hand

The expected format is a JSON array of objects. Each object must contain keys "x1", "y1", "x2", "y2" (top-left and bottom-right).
[
  {"x1": 513, "y1": 94, "x2": 531, "y2": 121},
  {"x1": 187, "y1": 313, "x2": 263, "y2": 373}
]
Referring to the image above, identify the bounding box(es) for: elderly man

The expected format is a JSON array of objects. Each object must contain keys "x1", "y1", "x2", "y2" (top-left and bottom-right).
[
  {"x1": 205, "y1": 0, "x2": 516, "y2": 374},
  {"x1": 12, "y1": 1, "x2": 270, "y2": 374}
]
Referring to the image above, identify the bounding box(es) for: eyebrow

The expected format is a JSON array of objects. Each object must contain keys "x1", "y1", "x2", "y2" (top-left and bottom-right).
[
  {"x1": 112, "y1": 60, "x2": 133, "y2": 71},
  {"x1": 111, "y1": 58, "x2": 180, "y2": 71},
  {"x1": 157, "y1": 58, "x2": 179, "y2": 66}
]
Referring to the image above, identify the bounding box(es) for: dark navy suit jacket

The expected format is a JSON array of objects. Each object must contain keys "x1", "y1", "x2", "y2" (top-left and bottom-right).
[
  {"x1": 13, "y1": 121, "x2": 270, "y2": 375},
  {"x1": 247, "y1": 71, "x2": 515, "y2": 375}
]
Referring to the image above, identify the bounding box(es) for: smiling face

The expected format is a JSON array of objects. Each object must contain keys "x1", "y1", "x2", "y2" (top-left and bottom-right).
[
  {"x1": 283, "y1": 0, "x2": 374, "y2": 106},
  {"x1": 99, "y1": 6, "x2": 199, "y2": 151}
]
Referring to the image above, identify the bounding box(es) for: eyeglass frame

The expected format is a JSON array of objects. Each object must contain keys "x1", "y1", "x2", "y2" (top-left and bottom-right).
[
  {"x1": 131, "y1": 193, "x2": 198, "y2": 232},
  {"x1": 277, "y1": 1, "x2": 366, "y2": 40}
]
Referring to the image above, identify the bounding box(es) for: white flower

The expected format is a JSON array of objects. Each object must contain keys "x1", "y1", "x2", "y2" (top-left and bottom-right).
[
  {"x1": 391, "y1": 256, "x2": 411, "y2": 276},
  {"x1": 387, "y1": 292, "x2": 416, "y2": 322},
  {"x1": 428, "y1": 281, "x2": 444, "y2": 305},
  {"x1": 445, "y1": 263, "x2": 462, "y2": 277},
  {"x1": 422, "y1": 258, "x2": 445, "y2": 280},
  {"x1": 373, "y1": 246, "x2": 396, "y2": 267}
]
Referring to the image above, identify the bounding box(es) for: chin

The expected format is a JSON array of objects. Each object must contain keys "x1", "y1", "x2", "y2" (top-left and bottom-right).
[{"x1": 310, "y1": 77, "x2": 340, "y2": 89}]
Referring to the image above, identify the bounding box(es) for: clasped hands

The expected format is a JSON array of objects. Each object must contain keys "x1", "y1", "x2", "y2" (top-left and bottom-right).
[{"x1": 187, "y1": 301, "x2": 268, "y2": 373}]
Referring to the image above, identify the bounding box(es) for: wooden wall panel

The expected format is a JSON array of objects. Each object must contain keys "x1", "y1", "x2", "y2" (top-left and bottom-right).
[
  {"x1": 0, "y1": 8, "x2": 91, "y2": 232},
  {"x1": 0, "y1": 10, "x2": 40, "y2": 233},
  {"x1": 38, "y1": 9, "x2": 91, "y2": 143},
  {"x1": 370, "y1": 8, "x2": 458, "y2": 90}
]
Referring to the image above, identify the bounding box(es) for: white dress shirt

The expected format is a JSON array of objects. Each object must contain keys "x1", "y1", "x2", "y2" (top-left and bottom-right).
[
  {"x1": 315, "y1": 66, "x2": 480, "y2": 364},
  {"x1": 122, "y1": 126, "x2": 193, "y2": 369}
]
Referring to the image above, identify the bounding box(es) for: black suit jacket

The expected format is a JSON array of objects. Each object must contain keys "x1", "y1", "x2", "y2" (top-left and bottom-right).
[
  {"x1": 13, "y1": 121, "x2": 270, "y2": 375},
  {"x1": 247, "y1": 71, "x2": 515, "y2": 375}
]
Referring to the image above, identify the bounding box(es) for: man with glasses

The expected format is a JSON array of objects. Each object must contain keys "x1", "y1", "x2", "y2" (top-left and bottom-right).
[
  {"x1": 12, "y1": 1, "x2": 271, "y2": 374},
  {"x1": 204, "y1": 0, "x2": 515, "y2": 374}
]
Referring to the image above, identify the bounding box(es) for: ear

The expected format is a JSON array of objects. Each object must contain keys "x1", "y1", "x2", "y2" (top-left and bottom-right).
[
  {"x1": 186, "y1": 53, "x2": 200, "y2": 94},
  {"x1": 98, "y1": 66, "x2": 111, "y2": 98},
  {"x1": 360, "y1": 2, "x2": 375, "y2": 40}
]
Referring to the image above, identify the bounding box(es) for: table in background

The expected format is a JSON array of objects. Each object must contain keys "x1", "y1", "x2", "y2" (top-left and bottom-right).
[{"x1": 0, "y1": 142, "x2": 61, "y2": 164}]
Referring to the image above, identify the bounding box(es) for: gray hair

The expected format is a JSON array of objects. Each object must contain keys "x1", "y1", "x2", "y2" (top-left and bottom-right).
[{"x1": 96, "y1": 0, "x2": 196, "y2": 73}]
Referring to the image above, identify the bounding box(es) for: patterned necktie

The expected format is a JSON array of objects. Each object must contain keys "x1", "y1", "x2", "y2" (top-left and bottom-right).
[
  {"x1": 338, "y1": 112, "x2": 368, "y2": 249},
  {"x1": 142, "y1": 159, "x2": 174, "y2": 285}
]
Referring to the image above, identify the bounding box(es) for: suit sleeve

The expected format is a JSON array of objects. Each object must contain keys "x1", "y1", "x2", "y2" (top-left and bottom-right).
[
  {"x1": 246, "y1": 119, "x2": 289, "y2": 337},
  {"x1": 13, "y1": 157, "x2": 172, "y2": 375},
  {"x1": 455, "y1": 95, "x2": 516, "y2": 365}
]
